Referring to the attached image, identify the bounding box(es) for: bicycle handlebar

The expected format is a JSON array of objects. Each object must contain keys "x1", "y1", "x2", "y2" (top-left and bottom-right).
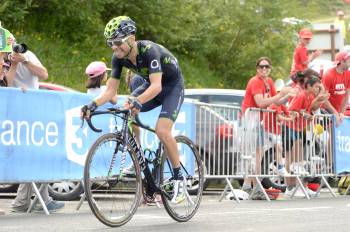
[
  {"x1": 82, "y1": 107, "x2": 154, "y2": 133},
  {"x1": 83, "y1": 107, "x2": 129, "y2": 133}
]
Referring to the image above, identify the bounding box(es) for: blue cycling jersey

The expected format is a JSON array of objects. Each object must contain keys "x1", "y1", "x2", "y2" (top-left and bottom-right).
[{"x1": 111, "y1": 40, "x2": 183, "y2": 87}]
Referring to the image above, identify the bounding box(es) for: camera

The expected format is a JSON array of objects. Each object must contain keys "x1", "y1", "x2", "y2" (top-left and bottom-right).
[{"x1": 12, "y1": 43, "x2": 28, "y2": 53}]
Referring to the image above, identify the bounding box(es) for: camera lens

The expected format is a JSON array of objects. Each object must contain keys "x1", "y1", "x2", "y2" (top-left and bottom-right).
[{"x1": 12, "y1": 43, "x2": 28, "y2": 53}]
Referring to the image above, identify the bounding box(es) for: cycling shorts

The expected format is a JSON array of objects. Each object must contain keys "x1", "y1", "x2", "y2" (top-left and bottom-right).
[{"x1": 130, "y1": 75, "x2": 184, "y2": 122}]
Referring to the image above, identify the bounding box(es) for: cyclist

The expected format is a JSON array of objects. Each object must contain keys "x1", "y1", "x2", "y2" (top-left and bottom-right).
[{"x1": 81, "y1": 16, "x2": 186, "y2": 204}]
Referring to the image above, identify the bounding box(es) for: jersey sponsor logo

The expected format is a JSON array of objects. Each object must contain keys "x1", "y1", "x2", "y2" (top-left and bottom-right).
[
  {"x1": 163, "y1": 57, "x2": 171, "y2": 64},
  {"x1": 140, "y1": 44, "x2": 151, "y2": 55},
  {"x1": 335, "y1": 83, "x2": 346, "y2": 95},
  {"x1": 150, "y1": 59, "x2": 160, "y2": 69}
]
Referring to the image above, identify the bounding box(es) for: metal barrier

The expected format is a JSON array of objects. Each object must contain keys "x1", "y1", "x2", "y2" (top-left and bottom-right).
[{"x1": 194, "y1": 103, "x2": 337, "y2": 202}]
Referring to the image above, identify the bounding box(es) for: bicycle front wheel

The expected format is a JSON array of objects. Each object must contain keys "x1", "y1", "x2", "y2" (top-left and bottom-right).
[
  {"x1": 84, "y1": 133, "x2": 142, "y2": 227},
  {"x1": 160, "y1": 135, "x2": 204, "y2": 222}
]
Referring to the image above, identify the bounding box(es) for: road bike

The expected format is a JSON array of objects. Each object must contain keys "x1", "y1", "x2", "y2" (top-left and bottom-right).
[{"x1": 82, "y1": 107, "x2": 203, "y2": 227}]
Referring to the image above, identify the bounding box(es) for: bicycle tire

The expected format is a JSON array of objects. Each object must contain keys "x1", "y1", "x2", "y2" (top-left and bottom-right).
[
  {"x1": 84, "y1": 133, "x2": 142, "y2": 227},
  {"x1": 160, "y1": 135, "x2": 204, "y2": 222}
]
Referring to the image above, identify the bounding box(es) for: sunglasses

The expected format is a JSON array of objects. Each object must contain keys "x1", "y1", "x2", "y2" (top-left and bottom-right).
[
  {"x1": 106, "y1": 36, "x2": 130, "y2": 47},
  {"x1": 257, "y1": 64, "x2": 271, "y2": 69}
]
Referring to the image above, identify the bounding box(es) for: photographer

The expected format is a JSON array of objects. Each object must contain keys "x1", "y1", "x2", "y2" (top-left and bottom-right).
[
  {"x1": 6, "y1": 42, "x2": 48, "y2": 88},
  {"x1": 3, "y1": 33, "x2": 64, "y2": 213}
]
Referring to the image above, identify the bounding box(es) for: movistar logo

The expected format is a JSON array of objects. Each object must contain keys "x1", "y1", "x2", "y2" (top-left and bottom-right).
[
  {"x1": 138, "y1": 68, "x2": 149, "y2": 77},
  {"x1": 140, "y1": 44, "x2": 151, "y2": 54},
  {"x1": 163, "y1": 57, "x2": 171, "y2": 64},
  {"x1": 172, "y1": 110, "x2": 178, "y2": 121}
]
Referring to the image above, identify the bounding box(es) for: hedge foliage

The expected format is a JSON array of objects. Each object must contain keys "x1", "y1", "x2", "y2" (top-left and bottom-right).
[{"x1": 0, "y1": 0, "x2": 346, "y2": 92}]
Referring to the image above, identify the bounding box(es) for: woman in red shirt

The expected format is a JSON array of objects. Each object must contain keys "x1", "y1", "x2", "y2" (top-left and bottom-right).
[{"x1": 241, "y1": 57, "x2": 296, "y2": 198}]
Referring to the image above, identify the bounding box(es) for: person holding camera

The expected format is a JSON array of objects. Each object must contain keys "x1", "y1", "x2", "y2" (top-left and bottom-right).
[
  {"x1": 5, "y1": 42, "x2": 48, "y2": 88},
  {"x1": 4, "y1": 33, "x2": 65, "y2": 213}
]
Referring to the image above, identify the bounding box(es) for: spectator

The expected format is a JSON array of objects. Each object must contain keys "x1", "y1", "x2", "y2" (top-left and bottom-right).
[
  {"x1": 284, "y1": 76, "x2": 327, "y2": 197},
  {"x1": 4, "y1": 33, "x2": 65, "y2": 213},
  {"x1": 321, "y1": 51, "x2": 350, "y2": 126},
  {"x1": 263, "y1": 79, "x2": 297, "y2": 176},
  {"x1": 290, "y1": 28, "x2": 322, "y2": 84},
  {"x1": 85, "y1": 61, "x2": 110, "y2": 94},
  {"x1": 241, "y1": 57, "x2": 296, "y2": 199},
  {"x1": 0, "y1": 56, "x2": 10, "y2": 87},
  {"x1": 0, "y1": 23, "x2": 13, "y2": 215},
  {"x1": 334, "y1": 10, "x2": 347, "y2": 42}
]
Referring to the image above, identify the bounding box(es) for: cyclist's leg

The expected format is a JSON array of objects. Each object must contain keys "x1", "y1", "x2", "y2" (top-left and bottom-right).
[
  {"x1": 155, "y1": 84, "x2": 184, "y2": 203},
  {"x1": 155, "y1": 84, "x2": 184, "y2": 171}
]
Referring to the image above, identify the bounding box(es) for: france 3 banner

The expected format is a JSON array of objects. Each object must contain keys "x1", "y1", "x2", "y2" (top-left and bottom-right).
[
  {"x1": 334, "y1": 117, "x2": 350, "y2": 174},
  {"x1": 0, "y1": 88, "x2": 196, "y2": 182}
]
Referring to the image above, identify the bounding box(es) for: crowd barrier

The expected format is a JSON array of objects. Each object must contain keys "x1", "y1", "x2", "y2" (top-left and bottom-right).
[{"x1": 193, "y1": 102, "x2": 349, "y2": 201}]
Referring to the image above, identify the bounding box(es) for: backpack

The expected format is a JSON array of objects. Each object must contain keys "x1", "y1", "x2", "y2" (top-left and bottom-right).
[{"x1": 338, "y1": 175, "x2": 350, "y2": 195}]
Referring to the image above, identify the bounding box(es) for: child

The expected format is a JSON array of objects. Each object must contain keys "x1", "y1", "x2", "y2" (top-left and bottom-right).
[
  {"x1": 85, "y1": 61, "x2": 110, "y2": 95},
  {"x1": 290, "y1": 28, "x2": 321, "y2": 84},
  {"x1": 85, "y1": 61, "x2": 117, "y2": 104},
  {"x1": 284, "y1": 76, "x2": 327, "y2": 197},
  {"x1": 264, "y1": 102, "x2": 296, "y2": 176}
]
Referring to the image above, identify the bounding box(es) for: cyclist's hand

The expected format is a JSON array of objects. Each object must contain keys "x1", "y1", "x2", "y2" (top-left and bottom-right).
[
  {"x1": 126, "y1": 96, "x2": 142, "y2": 116},
  {"x1": 81, "y1": 101, "x2": 98, "y2": 119}
]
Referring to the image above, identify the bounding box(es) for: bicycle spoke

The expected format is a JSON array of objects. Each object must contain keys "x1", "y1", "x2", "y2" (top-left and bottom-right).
[
  {"x1": 84, "y1": 133, "x2": 141, "y2": 227},
  {"x1": 160, "y1": 135, "x2": 203, "y2": 222}
]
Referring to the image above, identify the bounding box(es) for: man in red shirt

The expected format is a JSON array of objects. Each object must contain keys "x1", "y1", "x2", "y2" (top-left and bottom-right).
[
  {"x1": 322, "y1": 51, "x2": 350, "y2": 125},
  {"x1": 290, "y1": 28, "x2": 322, "y2": 83}
]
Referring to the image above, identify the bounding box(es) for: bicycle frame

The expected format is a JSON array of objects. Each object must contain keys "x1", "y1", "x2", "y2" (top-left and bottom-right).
[{"x1": 85, "y1": 108, "x2": 162, "y2": 194}]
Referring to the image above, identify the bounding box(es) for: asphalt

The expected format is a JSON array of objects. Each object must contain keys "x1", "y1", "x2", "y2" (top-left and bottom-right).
[{"x1": 0, "y1": 189, "x2": 349, "y2": 232}]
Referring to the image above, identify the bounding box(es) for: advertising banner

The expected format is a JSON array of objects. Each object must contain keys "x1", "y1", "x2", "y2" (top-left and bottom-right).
[
  {"x1": 334, "y1": 117, "x2": 350, "y2": 174},
  {"x1": 0, "y1": 88, "x2": 195, "y2": 182}
]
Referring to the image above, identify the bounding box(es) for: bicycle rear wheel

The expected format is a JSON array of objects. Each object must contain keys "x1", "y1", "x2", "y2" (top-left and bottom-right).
[
  {"x1": 160, "y1": 135, "x2": 203, "y2": 222},
  {"x1": 84, "y1": 133, "x2": 142, "y2": 227}
]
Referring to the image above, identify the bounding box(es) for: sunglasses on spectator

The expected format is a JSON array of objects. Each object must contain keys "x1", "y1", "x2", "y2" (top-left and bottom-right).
[
  {"x1": 257, "y1": 64, "x2": 271, "y2": 69},
  {"x1": 106, "y1": 36, "x2": 130, "y2": 47}
]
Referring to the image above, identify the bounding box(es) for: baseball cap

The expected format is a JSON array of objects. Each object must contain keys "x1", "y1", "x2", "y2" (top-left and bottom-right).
[
  {"x1": 334, "y1": 51, "x2": 350, "y2": 65},
  {"x1": 299, "y1": 28, "x2": 313, "y2": 39},
  {"x1": 85, "y1": 61, "x2": 111, "y2": 78}
]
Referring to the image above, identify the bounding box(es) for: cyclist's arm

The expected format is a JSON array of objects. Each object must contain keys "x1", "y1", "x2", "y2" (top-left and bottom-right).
[
  {"x1": 134, "y1": 72, "x2": 162, "y2": 104},
  {"x1": 94, "y1": 78, "x2": 119, "y2": 106}
]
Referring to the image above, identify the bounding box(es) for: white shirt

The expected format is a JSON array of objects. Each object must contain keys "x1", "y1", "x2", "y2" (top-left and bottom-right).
[
  {"x1": 87, "y1": 85, "x2": 106, "y2": 95},
  {"x1": 13, "y1": 51, "x2": 43, "y2": 90}
]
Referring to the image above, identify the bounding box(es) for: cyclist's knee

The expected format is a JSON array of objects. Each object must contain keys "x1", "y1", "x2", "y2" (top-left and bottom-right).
[{"x1": 156, "y1": 127, "x2": 172, "y2": 142}]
